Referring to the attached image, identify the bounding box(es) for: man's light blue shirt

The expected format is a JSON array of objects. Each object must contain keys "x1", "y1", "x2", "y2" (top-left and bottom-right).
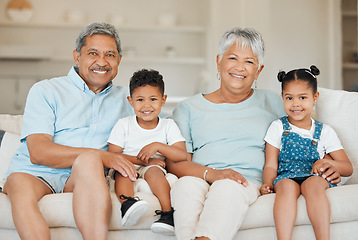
[{"x1": 6, "y1": 67, "x2": 134, "y2": 184}]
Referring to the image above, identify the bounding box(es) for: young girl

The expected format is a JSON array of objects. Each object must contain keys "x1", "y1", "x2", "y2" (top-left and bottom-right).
[{"x1": 260, "y1": 65, "x2": 353, "y2": 240}]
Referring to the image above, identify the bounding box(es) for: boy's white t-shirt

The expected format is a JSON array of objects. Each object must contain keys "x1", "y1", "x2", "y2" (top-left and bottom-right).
[
  {"x1": 108, "y1": 115, "x2": 185, "y2": 161},
  {"x1": 264, "y1": 118, "x2": 343, "y2": 159}
]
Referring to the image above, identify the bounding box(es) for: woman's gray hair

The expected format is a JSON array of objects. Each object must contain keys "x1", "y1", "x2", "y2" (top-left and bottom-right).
[
  {"x1": 75, "y1": 22, "x2": 121, "y2": 56},
  {"x1": 217, "y1": 27, "x2": 265, "y2": 67}
]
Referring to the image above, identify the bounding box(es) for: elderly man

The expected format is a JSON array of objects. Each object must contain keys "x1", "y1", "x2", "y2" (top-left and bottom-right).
[{"x1": 3, "y1": 22, "x2": 136, "y2": 240}]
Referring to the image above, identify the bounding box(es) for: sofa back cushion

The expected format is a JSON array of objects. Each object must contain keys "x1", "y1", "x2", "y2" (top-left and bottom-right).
[
  {"x1": 0, "y1": 114, "x2": 23, "y2": 190},
  {"x1": 315, "y1": 88, "x2": 358, "y2": 184},
  {"x1": 0, "y1": 114, "x2": 22, "y2": 135},
  {"x1": 0, "y1": 130, "x2": 21, "y2": 190}
]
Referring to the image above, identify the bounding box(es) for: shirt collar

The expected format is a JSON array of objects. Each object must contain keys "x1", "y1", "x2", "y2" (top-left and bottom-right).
[{"x1": 69, "y1": 66, "x2": 113, "y2": 95}]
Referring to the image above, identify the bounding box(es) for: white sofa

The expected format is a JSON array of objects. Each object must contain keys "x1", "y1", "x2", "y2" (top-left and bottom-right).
[{"x1": 0, "y1": 87, "x2": 357, "y2": 240}]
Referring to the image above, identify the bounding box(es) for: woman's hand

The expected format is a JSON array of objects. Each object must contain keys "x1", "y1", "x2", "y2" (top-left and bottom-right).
[
  {"x1": 206, "y1": 168, "x2": 248, "y2": 186},
  {"x1": 260, "y1": 183, "x2": 273, "y2": 195},
  {"x1": 311, "y1": 159, "x2": 341, "y2": 184}
]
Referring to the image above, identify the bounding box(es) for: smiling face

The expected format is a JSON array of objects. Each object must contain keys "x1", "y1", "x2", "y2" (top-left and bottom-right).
[
  {"x1": 127, "y1": 85, "x2": 167, "y2": 129},
  {"x1": 217, "y1": 43, "x2": 264, "y2": 94},
  {"x1": 73, "y1": 34, "x2": 121, "y2": 94},
  {"x1": 282, "y1": 80, "x2": 319, "y2": 129}
]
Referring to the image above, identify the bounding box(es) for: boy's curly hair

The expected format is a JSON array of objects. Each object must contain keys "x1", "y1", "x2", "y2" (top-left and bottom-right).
[{"x1": 129, "y1": 69, "x2": 165, "y2": 96}]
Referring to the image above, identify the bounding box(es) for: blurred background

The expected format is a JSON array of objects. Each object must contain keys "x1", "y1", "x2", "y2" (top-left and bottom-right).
[{"x1": 0, "y1": 0, "x2": 354, "y2": 114}]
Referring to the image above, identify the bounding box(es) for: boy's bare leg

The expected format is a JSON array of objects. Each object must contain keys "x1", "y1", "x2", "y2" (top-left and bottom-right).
[
  {"x1": 3, "y1": 172, "x2": 52, "y2": 240},
  {"x1": 115, "y1": 167, "x2": 148, "y2": 227},
  {"x1": 63, "y1": 151, "x2": 111, "y2": 240},
  {"x1": 301, "y1": 176, "x2": 330, "y2": 240},
  {"x1": 145, "y1": 167, "x2": 171, "y2": 211},
  {"x1": 114, "y1": 172, "x2": 135, "y2": 203},
  {"x1": 273, "y1": 179, "x2": 301, "y2": 240}
]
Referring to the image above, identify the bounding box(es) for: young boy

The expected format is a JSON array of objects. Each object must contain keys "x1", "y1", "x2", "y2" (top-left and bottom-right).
[{"x1": 107, "y1": 69, "x2": 187, "y2": 235}]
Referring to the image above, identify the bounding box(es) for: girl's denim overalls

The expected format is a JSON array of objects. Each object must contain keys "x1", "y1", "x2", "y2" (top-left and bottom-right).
[{"x1": 273, "y1": 116, "x2": 336, "y2": 187}]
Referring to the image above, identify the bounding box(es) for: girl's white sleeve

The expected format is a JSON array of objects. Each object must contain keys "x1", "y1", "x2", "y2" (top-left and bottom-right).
[{"x1": 321, "y1": 124, "x2": 344, "y2": 154}]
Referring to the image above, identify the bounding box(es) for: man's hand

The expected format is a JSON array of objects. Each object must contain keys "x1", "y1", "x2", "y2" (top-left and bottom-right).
[
  {"x1": 311, "y1": 159, "x2": 341, "y2": 184},
  {"x1": 206, "y1": 168, "x2": 248, "y2": 186},
  {"x1": 102, "y1": 151, "x2": 137, "y2": 181},
  {"x1": 260, "y1": 183, "x2": 274, "y2": 195}
]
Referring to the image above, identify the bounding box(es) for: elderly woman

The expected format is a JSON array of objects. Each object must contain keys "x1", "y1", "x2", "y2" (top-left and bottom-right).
[{"x1": 166, "y1": 27, "x2": 285, "y2": 240}]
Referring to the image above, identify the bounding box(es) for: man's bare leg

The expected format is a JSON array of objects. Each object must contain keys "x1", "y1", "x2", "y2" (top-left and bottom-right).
[
  {"x1": 64, "y1": 151, "x2": 111, "y2": 240},
  {"x1": 3, "y1": 172, "x2": 52, "y2": 240}
]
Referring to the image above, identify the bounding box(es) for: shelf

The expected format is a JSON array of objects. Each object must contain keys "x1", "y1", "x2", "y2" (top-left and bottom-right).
[
  {"x1": 343, "y1": 62, "x2": 358, "y2": 69},
  {"x1": 122, "y1": 57, "x2": 206, "y2": 65},
  {"x1": 53, "y1": 56, "x2": 206, "y2": 65},
  {"x1": 342, "y1": 11, "x2": 358, "y2": 17},
  {"x1": 118, "y1": 25, "x2": 206, "y2": 33},
  {"x1": 0, "y1": 21, "x2": 206, "y2": 33},
  {"x1": 0, "y1": 45, "x2": 52, "y2": 60}
]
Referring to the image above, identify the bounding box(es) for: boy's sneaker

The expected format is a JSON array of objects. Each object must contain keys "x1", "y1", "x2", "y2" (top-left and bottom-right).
[
  {"x1": 120, "y1": 195, "x2": 148, "y2": 226},
  {"x1": 151, "y1": 208, "x2": 175, "y2": 235}
]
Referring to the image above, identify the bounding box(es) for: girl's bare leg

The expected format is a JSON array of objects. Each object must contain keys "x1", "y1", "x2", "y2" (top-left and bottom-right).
[
  {"x1": 274, "y1": 179, "x2": 301, "y2": 240},
  {"x1": 301, "y1": 176, "x2": 330, "y2": 240}
]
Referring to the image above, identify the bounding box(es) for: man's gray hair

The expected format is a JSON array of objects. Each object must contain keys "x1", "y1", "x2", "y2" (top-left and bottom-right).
[
  {"x1": 75, "y1": 22, "x2": 121, "y2": 56},
  {"x1": 217, "y1": 27, "x2": 265, "y2": 67}
]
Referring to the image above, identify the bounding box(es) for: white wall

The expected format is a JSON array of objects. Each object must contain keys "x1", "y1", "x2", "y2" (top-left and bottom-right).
[
  {"x1": 206, "y1": 0, "x2": 341, "y2": 94},
  {"x1": 0, "y1": 0, "x2": 342, "y2": 113}
]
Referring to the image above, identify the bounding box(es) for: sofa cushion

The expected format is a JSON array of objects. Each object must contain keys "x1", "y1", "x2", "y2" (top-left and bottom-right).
[
  {"x1": 107, "y1": 171, "x2": 178, "y2": 194},
  {"x1": 0, "y1": 131, "x2": 21, "y2": 190},
  {"x1": 240, "y1": 184, "x2": 358, "y2": 230},
  {"x1": 1, "y1": 184, "x2": 357, "y2": 231},
  {"x1": 315, "y1": 88, "x2": 358, "y2": 184},
  {"x1": 0, "y1": 115, "x2": 22, "y2": 135},
  {"x1": 134, "y1": 173, "x2": 178, "y2": 193},
  {"x1": 0, "y1": 191, "x2": 162, "y2": 230}
]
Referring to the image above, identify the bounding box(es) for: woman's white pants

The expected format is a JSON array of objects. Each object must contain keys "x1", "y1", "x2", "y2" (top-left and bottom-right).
[{"x1": 171, "y1": 176, "x2": 259, "y2": 240}]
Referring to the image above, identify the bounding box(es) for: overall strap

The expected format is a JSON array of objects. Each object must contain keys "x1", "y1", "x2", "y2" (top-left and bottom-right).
[
  {"x1": 280, "y1": 116, "x2": 291, "y2": 136},
  {"x1": 312, "y1": 120, "x2": 323, "y2": 146}
]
